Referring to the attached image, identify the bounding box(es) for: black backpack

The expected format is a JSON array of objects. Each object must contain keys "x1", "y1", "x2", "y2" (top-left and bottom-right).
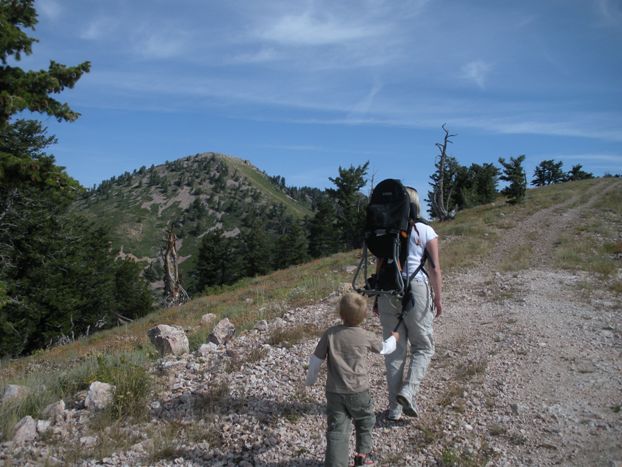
[{"x1": 353, "y1": 179, "x2": 428, "y2": 297}]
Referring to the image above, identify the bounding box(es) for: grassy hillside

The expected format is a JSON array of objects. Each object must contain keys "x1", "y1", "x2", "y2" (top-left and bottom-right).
[
  {"x1": 72, "y1": 153, "x2": 314, "y2": 288},
  {"x1": 1, "y1": 177, "x2": 620, "y2": 449}
]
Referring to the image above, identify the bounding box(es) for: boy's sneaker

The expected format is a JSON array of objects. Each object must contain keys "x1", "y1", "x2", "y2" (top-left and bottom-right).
[
  {"x1": 352, "y1": 452, "x2": 375, "y2": 466},
  {"x1": 396, "y1": 394, "x2": 418, "y2": 417}
]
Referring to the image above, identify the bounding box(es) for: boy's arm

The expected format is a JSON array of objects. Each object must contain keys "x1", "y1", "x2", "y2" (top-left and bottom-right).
[
  {"x1": 305, "y1": 332, "x2": 328, "y2": 386},
  {"x1": 305, "y1": 354, "x2": 324, "y2": 386}
]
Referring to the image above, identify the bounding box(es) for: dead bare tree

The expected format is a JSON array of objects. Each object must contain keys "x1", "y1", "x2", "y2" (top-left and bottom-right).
[
  {"x1": 163, "y1": 226, "x2": 189, "y2": 306},
  {"x1": 431, "y1": 123, "x2": 457, "y2": 221}
]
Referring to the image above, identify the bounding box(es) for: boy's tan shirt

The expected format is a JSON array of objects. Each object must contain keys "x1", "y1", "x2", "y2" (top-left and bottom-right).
[{"x1": 313, "y1": 325, "x2": 382, "y2": 394}]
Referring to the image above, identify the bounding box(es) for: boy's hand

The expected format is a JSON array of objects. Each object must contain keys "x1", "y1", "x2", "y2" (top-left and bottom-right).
[{"x1": 380, "y1": 335, "x2": 397, "y2": 355}]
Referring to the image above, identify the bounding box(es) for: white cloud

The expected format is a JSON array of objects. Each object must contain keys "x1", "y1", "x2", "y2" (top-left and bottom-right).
[
  {"x1": 259, "y1": 10, "x2": 386, "y2": 46},
  {"x1": 38, "y1": 0, "x2": 62, "y2": 20},
  {"x1": 80, "y1": 17, "x2": 118, "y2": 40},
  {"x1": 460, "y1": 60, "x2": 492, "y2": 89},
  {"x1": 595, "y1": 0, "x2": 622, "y2": 26},
  {"x1": 347, "y1": 81, "x2": 383, "y2": 119},
  {"x1": 229, "y1": 47, "x2": 279, "y2": 64},
  {"x1": 133, "y1": 30, "x2": 190, "y2": 59}
]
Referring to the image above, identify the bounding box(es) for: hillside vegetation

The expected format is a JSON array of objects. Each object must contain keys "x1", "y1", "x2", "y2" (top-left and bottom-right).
[
  {"x1": 1, "y1": 177, "x2": 620, "y2": 465},
  {"x1": 73, "y1": 153, "x2": 314, "y2": 290}
]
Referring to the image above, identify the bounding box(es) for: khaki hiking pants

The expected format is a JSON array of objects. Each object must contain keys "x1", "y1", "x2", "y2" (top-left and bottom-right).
[{"x1": 379, "y1": 279, "x2": 435, "y2": 412}]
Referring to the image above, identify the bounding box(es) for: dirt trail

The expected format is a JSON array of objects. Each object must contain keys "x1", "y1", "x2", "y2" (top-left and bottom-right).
[
  {"x1": 406, "y1": 178, "x2": 622, "y2": 465},
  {"x1": 488, "y1": 178, "x2": 621, "y2": 268}
]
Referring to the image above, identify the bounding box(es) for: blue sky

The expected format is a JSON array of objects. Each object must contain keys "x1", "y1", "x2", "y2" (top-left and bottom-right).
[{"x1": 20, "y1": 0, "x2": 622, "y2": 193}]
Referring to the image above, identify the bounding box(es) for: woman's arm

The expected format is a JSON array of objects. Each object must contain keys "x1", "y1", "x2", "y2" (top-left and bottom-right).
[{"x1": 425, "y1": 237, "x2": 443, "y2": 317}]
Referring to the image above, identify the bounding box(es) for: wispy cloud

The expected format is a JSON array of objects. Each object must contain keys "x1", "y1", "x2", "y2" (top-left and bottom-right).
[
  {"x1": 259, "y1": 10, "x2": 386, "y2": 46},
  {"x1": 80, "y1": 16, "x2": 118, "y2": 40},
  {"x1": 595, "y1": 0, "x2": 622, "y2": 26},
  {"x1": 347, "y1": 81, "x2": 383, "y2": 119},
  {"x1": 460, "y1": 60, "x2": 492, "y2": 89},
  {"x1": 131, "y1": 29, "x2": 190, "y2": 59},
  {"x1": 38, "y1": 0, "x2": 62, "y2": 21},
  {"x1": 229, "y1": 47, "x2": 279, "y2": 64}
]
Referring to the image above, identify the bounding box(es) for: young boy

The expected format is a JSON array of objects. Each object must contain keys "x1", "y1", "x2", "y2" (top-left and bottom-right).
[{"x1": 306, "y1": 292, "x2": 398, "y2": 467}]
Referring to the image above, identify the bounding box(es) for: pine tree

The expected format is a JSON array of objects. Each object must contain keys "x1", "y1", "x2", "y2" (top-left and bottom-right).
[
  {"x1": 240, "y1": 214, "x2": 273, "y2": 277},
  {"x1": 274, "y1": 217, "x2": 309, "y2": 269},
  {"x1": 194, "y1": 229, "x2": 243, "y2": 291},
  {"x1": 327, "y1": 162, "x2": 369, "y2": 250},
  {"x1": 307, "y1": 198, "x2": 340, "y2": 258},
  {"x1": 453, "y1": 162, "x2": 499, "y2": 209},
  {"x1": 532, "y1": 159, "x2": 565, "y2": 186},
  {"x1": 498, "y1": 155, "x2": 527, "y2": 204},
  {"x1": 0, "y1": 2, "x2": 153, "y2": 357},
  {"x1": 566, "y1": 164, "x2": 594, "y2": 182}
]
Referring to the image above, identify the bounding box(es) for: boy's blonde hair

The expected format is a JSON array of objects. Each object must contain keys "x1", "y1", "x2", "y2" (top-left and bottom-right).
[{"x1": 338, "y1": 292, "x2": 368, "y2": 326}]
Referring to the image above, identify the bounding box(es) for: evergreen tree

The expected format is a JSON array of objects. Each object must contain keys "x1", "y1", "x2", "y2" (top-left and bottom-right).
[
  {"x1": 498, "y1": 155, "x2": 527, "y2": 204},
  {"x1": 307, "y1": 198, "x2": 340, "y2": 258},
  {"x1": 114, "y1": 259, "x2": 154, "y2": 321},
  {"x1": 454, "y1": 162, "x2": 499, "y2": 209},
  {"x1": 274, "y1": 217, "x2": 309, "y2": 269},
  {"x1": 532, "y1": 159, "x2": 565, "y2": 186},
  {"x1": 566, "y1": 164, "x2": 594, "y2": 182},
  {"x1": 240, "y1": 213, "x2": 273, "y2": 277},
  {"x1": 194, "y1": 228, "x2": 243, "y2": 291},
  {"x1": 327, "y1": 162, "x2": 369, "y2": 250},
  {"x1": 0, "y1": 1, "x2": 90, "y2": 127},
  {"x1": 0, "y1": 2, "x2": 152, "y2": 356}
]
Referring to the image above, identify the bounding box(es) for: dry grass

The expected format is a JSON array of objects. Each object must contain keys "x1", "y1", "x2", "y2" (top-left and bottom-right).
[
  {"x1": 268, "y1": 323, "x2": 323, "y2": 349},
  {"x1": 552, "y1": 178, "x2": 622, "y2": 285}
]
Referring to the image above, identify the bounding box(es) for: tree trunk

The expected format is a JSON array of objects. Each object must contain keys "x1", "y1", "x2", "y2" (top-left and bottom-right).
[
  {"x1": 163, "y1": 227, "x2": 189, "y2": 306},
  {"x1": 432, "y1": 124, "x2": 457, "y2": 221}
]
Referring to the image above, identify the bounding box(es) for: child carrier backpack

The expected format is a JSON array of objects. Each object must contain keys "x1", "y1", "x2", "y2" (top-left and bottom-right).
[{"x1": 352, "y1": 179, "x2": 430, "y2": 297}]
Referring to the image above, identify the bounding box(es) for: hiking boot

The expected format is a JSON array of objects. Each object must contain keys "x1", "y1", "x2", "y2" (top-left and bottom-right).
[
  {"x1": 387, "y1": 407, "x2": 402, "y2": 421},
  {"x1": 396, "y1": 394, "x2": 418, "y2": 417},
  {"x1": 352, "y1": 452, "x2": 375, "y2": 466}
]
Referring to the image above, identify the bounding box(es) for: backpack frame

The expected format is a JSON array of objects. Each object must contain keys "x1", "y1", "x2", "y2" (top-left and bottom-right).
[{"x1": 353, "y1": 179, "x2": 417, "y2": 297}]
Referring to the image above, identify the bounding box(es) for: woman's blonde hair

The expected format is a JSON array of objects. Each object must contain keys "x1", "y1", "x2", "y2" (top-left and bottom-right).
[
  {"x1": 405, "y1": 186, "x2": 420, "y2": 219},
  {"x1": 338, "y1": 292, "x2": 368, "y2": 326}
]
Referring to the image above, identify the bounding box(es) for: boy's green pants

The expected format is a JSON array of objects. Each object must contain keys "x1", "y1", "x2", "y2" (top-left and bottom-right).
[{"x1": 325, "y1": 390, "x2": 375, "y2": 467}]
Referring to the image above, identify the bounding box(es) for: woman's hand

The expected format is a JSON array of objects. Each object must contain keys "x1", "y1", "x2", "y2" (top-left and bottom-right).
[{"x1": 434, "y1": 296, "x2": 442, "y2": 317}]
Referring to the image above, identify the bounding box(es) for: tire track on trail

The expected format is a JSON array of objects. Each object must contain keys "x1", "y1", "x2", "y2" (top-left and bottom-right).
[{"x1": 487, "y1": 178, "x2": 621, "y2": 270}]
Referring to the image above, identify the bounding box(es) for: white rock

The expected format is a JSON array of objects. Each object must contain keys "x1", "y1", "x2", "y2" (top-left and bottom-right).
[
  {"x1": 198, "y1": 342, "x2": 218, "y2": 356},
  {"x1": 208, "y1": 318, "x2": 236, "y2": 346},
  {"x1": 148, "y1": 324, "x2": 190, "y2": 356},
  {"x1": 12, "y1": 416, "x2": 37, "y2": 444},
  {"x1": 42, "y1": 400, "x2": 65, "y2": 423},
  {"x1": 255, "y1": 320, "x2": 269, "y2": 332},
  {"x1": 201, "y1": 313, "x2": 217, "y2": 326},
  {"x1": 1, "y1": 384, "x2": 30, "y2": 404},
  {"x1": 85, "y1": 381, "x2": 115, "y2": 411},
  {"x1": 80, "y1": 435, "x2": 98, "y2": 448},
  {"x1": 36, "y1": 420, "x2": 51, "y2": 433}
]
